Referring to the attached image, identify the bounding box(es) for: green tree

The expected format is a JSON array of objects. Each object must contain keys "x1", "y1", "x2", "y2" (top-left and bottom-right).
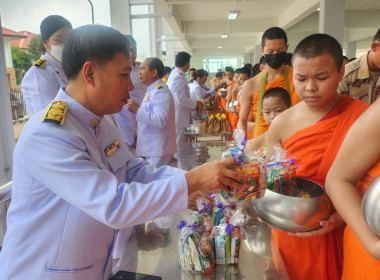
[
  {"x1": 28, "y1": 35, "x2": 42, "y2": 62},
  {"x1": 11, "y1": 35, "x2": 42, "y2": 85},
  {"x1": 11, "y1": 45, "x2": 31, "y2": 85}
]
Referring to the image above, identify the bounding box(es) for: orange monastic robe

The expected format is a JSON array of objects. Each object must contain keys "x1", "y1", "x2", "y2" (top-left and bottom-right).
[
  {"x1": 250, "y1": 65, "x2": 301, "y2": 139},
  {"x1": 229, "y1": 89, "x2": 240, "y2": 131},
  {"x1": 342, "y1": 161, "x2": 380, "y2": 280},
  {"x1": 274, "y1": 95, "x2": 369, "y2": 280}
]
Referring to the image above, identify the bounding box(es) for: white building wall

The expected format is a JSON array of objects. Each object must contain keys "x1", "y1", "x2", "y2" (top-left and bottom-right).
[{"x1": 3, "y1": 37, "x2": 13, "y2": 68}]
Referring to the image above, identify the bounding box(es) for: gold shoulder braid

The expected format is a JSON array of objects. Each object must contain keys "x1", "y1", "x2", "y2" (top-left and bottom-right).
[
  {"x1": 155, "y1": 83, "x2": 162, "y2": 89},
  {"x1": 41, "y1": 101, "x2": 68, "y2": 126},
  {"x1": 33, "y1": 58, "x2": 47, "y2": 69}
]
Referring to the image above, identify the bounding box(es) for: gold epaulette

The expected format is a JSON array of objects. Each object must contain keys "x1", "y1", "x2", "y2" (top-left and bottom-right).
[
  {"x1": 41, "y1": 101, "x2": 68, "y2": 126},
  {"x1": 33, "y1": 58, "x2": 47, "y2": 69},
  {"x1": 155, "y1": 83, "x2": 163, "y2": 89}
]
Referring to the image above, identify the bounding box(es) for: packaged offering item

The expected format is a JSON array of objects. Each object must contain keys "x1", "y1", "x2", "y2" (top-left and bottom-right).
[
  {"x1": 266, "y1": 144, "x2": 298, "y2": 196},
  {"x1": 223, "y1": 129, "x2": 267, "y2": 200},
  {"x1": 211, "y1": 208, "x2": 249, "y2": 265},
  {"x1": 178, "y1": 201, "x2": 215, "y2": 274},
  {"x1": 211, "y1": 193, "x2": 236, "y2": 226}
]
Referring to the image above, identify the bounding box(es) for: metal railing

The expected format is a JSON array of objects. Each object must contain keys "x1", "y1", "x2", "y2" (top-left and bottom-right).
[
  {"x1": 9, "y1": 88, "x2": 29, "y2": 123},
  {"x1": 0, "y1": 181, "x2": 12, "y2": 249}
]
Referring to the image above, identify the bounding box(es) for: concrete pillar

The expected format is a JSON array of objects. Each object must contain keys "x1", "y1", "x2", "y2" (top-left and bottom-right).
[
  {"x1": 319, "y1": 0, "x2": 345, "y2": 45},
  {"x1": 110, "y1": 0, "x2": 132, "y2": 35},
  {"x1": 149, "y1": 5, "x2": 163, "y2": 58},
  {"x1": 346, "y1": 41, "x2": 357, "y2": 59},
  {"x1": 0, "y1": 16, "x2": 15, "y2": 185},
  {"x1": 253, "y1": 45, "x2": 262, "y2": 64},
  {"x1": 166, "y1": 41, "x2": 175, "y2": 68},
  {"x1": 243, "y1": 53, "x2": 252, "y2": 65}
]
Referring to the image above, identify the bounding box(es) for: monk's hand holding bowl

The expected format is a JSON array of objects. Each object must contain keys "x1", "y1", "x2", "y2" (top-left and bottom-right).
[{"x1": 288, "y1": 211, "x2": 345, "y2": 238}]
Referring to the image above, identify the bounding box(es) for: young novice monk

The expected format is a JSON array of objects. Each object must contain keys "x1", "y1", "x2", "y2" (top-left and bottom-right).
[
  {"x1": 245, "y1": 87, "x2": 290, "y2": 151},
  {"x1": 238, "y1": 27, "x2": 301, "y2": 139},
  {"x1": 258, "y1": 34, "x2": 369, "y2": 279},
  {"x1": 326, "y1": 93, "x2": 380, "y2": 278}
]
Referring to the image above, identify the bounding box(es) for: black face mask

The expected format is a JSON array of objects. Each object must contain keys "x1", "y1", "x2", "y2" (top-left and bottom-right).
[{"x1": 264, "y1": 52, "x2": 286, "y2": 69}]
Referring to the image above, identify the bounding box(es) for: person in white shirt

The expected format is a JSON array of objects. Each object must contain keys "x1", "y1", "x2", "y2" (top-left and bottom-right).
[
  {"x1": 21, "y1": 15, "x2": 72, "y2": 116},
  {"x1": 189, "y1": 69, "x2": 221, "y2": 101},
  {"x1": 126, "y1": 57, "x2": 176, "y2": 168},
  {"x1": 113, "y1": 35, "x2": 147, "y2": 150},
  {"x1": 167, "y1": 52, "x2": 203, "y2": 170}
]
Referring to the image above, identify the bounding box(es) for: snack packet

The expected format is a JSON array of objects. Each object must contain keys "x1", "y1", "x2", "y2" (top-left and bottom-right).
[
  {"x1": 266, "y1": 144, "x2": 299, "y2": 196},
  {"x1": 178, "y1": 202, "x2": 215, "y2": 274},
  {"x1": 223, "y1": 129, "x2": 267, "y2": 200},
  {"x1": 212, "y1": 208, "x2": 249, "y2": 265}
]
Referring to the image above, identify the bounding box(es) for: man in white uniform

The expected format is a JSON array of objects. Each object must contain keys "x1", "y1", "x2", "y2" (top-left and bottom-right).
[
  {"x1": 0, "y1": 25, "x2": 247, "y2": 280},
  {"x1": 126, "y1": 57, "x2": 176, "y2": 168},
  {"x1": 113, "y1": 35, "x2": 147, "y2": 149},
  {"x1": 167, "y1": 52, "x2": 203, "y2": 170}
]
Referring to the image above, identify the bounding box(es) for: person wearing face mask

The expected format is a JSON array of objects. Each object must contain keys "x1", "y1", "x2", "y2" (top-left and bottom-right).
[
  {"x1": 237, "y1": 27, "x2": 301, "y2": 139},
  {"x1": 21, "y1": 15, "x2": 72, "y2": 116}
]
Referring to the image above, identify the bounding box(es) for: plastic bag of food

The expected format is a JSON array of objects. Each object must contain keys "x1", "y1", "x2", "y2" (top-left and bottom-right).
[
  {"x1": 222, "y1": 129, "x2": 267, "y2": 200},
  {"x1": 178, "y1": 211, "x2": 215, "y2": 274},
  {"x1": 266, "y1": 144, "x2": 299, "y2": 196},
  {"x1": 212, "y1": 208, "x2": 249, "y2": 265}
]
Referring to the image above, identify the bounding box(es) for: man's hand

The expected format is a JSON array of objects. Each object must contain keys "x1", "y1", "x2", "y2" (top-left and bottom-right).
[
  {"x1": 188, "y1": 191, "x2": 214, "y2": 211},
  {"x1": 127, "y1": 99, "x2": 139, "y2": 113},
  {"x1": 212, "y1": 80, "x2": 224, "y2": 91},
  {"x1": 185, "y1": 157, "x2": 251, "y2": 195},
  {"x1": 288, "y1": 212, "x2": 345, "y2": 238}
]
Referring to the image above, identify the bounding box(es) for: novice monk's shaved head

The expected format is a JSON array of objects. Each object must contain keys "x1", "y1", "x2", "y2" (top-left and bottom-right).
[{"x1": 292, "y1": 33, "x2": 343, "y2": 71}]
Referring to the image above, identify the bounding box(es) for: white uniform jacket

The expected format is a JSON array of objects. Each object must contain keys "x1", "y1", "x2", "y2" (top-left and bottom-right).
[
  {"x1": 189, "y1": 81, "x2": 215, "y2": 101},
  {"x1": 136, "y1": 80, "x2": 177, "y2": 157},
  {"x1": 21, "y1": 53, "x2": 68, "y2": 116},
  {"x1": 0, "y1": 88, "x2": 187, "y2": 280},
  {"x1": 167, "y1": 67, "x2": 197, "y2": 128},
  {"x1": 113, "y1": 63, "x2": 147, "y2": 145}
]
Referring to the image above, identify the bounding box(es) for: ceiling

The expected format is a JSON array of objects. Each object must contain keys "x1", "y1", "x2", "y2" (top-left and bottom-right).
[{"x1": 130, "y1": 0, "x2": 380, "y2": 59}]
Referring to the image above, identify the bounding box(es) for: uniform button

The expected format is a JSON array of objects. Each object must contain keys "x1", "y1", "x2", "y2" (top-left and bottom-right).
[{"x1": 91, "y1": 118, "x2": 99, "y2": 127}]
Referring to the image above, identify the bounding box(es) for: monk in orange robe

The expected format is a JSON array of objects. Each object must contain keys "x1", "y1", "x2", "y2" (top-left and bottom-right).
[
  {"x1": 326, "y1": 95, "x2": 380, "y2": 279},
  {"x1": 249, "y1": 65, "x2": 300, "y2": 138},
  {"x1": 238, "y1": 27, "x2": 301, "y2": 140},
  {"x1": 227, "y1": 67, "x2": 252, "y2": 132},
  {"x1": 259, "y1": 34, "x2": 370, "y2": 280}
]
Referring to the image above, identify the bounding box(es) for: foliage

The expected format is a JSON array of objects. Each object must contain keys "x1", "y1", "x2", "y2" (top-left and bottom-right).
[
  {"x1": 11, "y1": 45, "x2": 31, "y2": 85},
  {"x1": 11, "y1": 35, "x2": 42, "y2": 85},
  {"x1": 28, "y1": 35, "x2": 42, "y2": 62}
]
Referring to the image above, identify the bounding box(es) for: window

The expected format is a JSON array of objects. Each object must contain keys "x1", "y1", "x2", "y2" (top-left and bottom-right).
[{"x1": 203, "y1": 57, "x2": 242, "y2": 72}]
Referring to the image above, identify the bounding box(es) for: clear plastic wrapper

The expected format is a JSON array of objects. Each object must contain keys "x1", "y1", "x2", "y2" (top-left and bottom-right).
[
  {"x1": 266, "y1": 144, "x2": 299, "y2": 196},
  {"x1": 211, "y1": 209, "x2": 249, "y2": 265},
  {"x1": 222, "y1": 129, "x2": 267, "y2": 200},
  {"x1": 178, "y1": 201, "x2": 215, "y2": 274}
]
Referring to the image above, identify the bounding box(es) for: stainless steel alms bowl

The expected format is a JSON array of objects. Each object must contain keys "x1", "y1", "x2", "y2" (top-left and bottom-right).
[
  {"x1": 251, "y1": 177, "x2": 330, "y2": 232},
  {"x1": 362, "y1": 175, "x2": 380, "y2": 236}
]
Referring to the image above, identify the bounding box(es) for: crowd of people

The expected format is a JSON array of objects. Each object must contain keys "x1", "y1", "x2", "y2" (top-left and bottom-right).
[{"x1": 0, "y1": 13, "x2": 379, "y2": 280}]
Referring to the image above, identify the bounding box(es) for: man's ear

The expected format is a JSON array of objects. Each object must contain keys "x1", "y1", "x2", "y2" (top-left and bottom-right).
[
  {"x1": 371, "y1": 41, "x2": 379, "y2": 52},
  {"x1": 152, "y1": 68, "x2": 158, "y2": 78},
  {"x1": 83, "y1": 61, "x2": 96, "y2": 86}
]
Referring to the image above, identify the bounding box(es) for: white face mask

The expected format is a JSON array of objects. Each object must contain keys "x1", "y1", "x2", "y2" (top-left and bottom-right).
[{"x1": 50, "y1": 44, "x2": 64, "y2": 62}]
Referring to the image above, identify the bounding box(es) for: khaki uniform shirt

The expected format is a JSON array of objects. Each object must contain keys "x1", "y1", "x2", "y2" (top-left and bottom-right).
[{"x1": 338, "y1": 52, "x2": 380, "y2": 104}]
